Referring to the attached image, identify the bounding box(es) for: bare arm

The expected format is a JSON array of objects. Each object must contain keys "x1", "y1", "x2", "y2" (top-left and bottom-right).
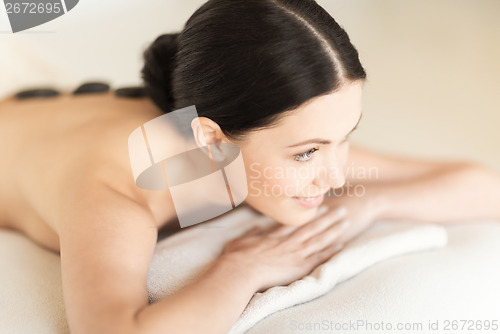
[
  {"x1": 135, "y1": 261, "x2": 257, "y2": 334},
  {"x1": 340, "y1": 144, "x2": 500, "y2": 224},
  {"x1": 56, "y1": 178, "x2": 258, "y2": 334},
  {"x1": 56, "y1": 175, "x2": 349, "y2": 334}
]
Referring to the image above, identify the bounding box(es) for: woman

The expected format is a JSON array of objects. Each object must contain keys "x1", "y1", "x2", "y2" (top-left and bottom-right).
[{"x1": 0, "y1": 0, "x2": 499, "y2": 333}]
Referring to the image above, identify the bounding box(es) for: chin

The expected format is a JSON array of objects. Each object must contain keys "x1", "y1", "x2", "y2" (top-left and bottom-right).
[{"x1": 276, "y1": 208, "x2": 319, "y2": 226}]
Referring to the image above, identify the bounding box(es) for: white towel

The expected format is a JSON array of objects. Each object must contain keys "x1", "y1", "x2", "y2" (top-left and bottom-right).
[{"x1": 147, "y1": 205, "x2": 448, "y2": 334}]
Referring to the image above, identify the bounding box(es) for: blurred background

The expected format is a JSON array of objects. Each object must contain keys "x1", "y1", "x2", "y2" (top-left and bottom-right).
[{"x1": 1, "y1": 0, "x2": 499, "y2": 171}]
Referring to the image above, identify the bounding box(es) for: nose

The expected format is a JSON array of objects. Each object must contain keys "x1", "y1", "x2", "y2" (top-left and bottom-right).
[{"x1": 312, "y1": 155, "x2": 346, "y2": 190}]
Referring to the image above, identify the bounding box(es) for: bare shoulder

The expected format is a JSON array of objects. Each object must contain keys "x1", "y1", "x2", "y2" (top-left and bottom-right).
[
  {"x1": 0, "y1": 93, "x2": 171, "y2": 247},
  {"x1": 56, "y1": 174, "x2": 160, "y2": 333}
]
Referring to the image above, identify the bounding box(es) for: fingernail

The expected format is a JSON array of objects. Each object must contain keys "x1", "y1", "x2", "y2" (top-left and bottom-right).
[
  {"x1": 317, "y1": 205, "x2": 329, "y2": 216},
  {"x1": 337, "y1": 207, "x2": 347, "y2": 216},
  {"x1": 334, "y1": 243, "x2": 344, "y2": 251},
  {"x1": 339, "y1": 220, "x2": 350, "y2": 228}
]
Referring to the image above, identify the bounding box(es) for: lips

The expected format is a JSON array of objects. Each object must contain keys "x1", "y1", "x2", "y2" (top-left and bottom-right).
[{"x1": 291, "y1": 194, "x2": 325, "y2": 208}]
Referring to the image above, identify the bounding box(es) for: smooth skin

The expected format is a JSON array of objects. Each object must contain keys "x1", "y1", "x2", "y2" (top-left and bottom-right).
[{"x1": 0, "y1": 83, "x2": 499, "y2": 334}]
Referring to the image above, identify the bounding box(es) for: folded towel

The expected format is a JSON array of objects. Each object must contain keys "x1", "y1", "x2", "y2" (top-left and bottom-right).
[{"x1": 147, "y1": 205, "x2": 448, "y2": 334}]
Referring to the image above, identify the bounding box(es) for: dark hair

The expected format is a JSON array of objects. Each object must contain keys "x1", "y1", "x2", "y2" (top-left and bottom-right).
[{"x1": 142, "y1": 0, "x2": 366, "y2": 140}]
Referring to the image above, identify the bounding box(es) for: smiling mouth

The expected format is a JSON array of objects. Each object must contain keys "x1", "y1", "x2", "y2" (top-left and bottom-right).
[
  {"x1": 291, "y1": 194, "x2": 326, "y2": 208},
  {"x1": 292, "y1": 189, "x2": 330, "y2": 200},
  {"x1": 292, "y1": 195, "x2": 322, "y2": 201}
]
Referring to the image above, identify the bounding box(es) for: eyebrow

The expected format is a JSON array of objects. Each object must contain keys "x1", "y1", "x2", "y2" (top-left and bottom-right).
[{"x1": 287, "y1": 113, "x2": 363, "y2": 148}]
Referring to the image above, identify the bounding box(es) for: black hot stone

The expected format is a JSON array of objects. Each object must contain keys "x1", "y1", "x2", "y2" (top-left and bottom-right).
[
  {"x1": 15, "y1": 88, "x2": 60, "y2": 100},
  {"x1": 114, "y1": 86, "x2": 147, "y2": 99},
  {"x1": 73, "y1": 82, "x2": 111, "y2": 95}
]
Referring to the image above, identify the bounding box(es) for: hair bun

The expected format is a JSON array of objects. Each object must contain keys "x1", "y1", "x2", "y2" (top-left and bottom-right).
[{"x1": 141, "y1": 33, "x2": 179, "y2": 113}]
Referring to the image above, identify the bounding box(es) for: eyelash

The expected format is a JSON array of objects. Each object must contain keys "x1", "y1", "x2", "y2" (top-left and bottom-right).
[
  {"x1": 294, "y1": 148, "x2": 319, "y2": 162},
  {"x1": 293, "y1": 136, "x2": 350, "y2": 163}
]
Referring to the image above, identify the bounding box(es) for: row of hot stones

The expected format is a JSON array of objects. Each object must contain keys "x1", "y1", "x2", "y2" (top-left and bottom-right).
[{"x1": 14, "y1": 82, "x2": 146, "y2": 100}]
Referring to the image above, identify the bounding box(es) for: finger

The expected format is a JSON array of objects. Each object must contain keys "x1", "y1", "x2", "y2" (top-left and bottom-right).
[
  {"x1": 301, "y1": 220, "x2": 350, "y2": 257},
  {"x1": 265, "y1": 205, "x2": 331, "y2": 238},
  {"x1": 241, "y1": 226, "x2": 261, "y2": 237},
  {"x1": 306, "y1": 242, "x2": 345, "y2": 267},
  {"x1": 287, "y1": 206, "x2": 347, "y2": 243},
  {"x1": 266, "y1": 224, "x2": 299, "y2": 238}
]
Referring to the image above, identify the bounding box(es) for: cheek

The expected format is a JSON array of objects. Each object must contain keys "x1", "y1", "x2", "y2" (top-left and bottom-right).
[
  {"x1": 338, "y1": 141, "x2": 350, "y2": 166},
  {"x1": 241, "y1": 159, "x2": 320, "y2": 225},
  {"x1": 243, "y1": 157, "x2": 307, "y2": 198}
]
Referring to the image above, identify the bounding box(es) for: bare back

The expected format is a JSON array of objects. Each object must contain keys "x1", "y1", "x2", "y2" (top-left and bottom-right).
[{"x1": 0, "y1": 93, "x2": 177, "y2": 252}]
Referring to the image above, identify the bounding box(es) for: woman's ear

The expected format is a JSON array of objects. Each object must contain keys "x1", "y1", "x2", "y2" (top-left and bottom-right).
[
  {"x1": 191, "y1": 117, "x2": 230, "y2": 162},
  {"x1": 191, "y1": 117, "x2": 229, "y2": 147}
]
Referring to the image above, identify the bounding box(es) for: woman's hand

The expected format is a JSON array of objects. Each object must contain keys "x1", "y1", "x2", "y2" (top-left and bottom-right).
[
  {"x1": 218, "y1": 207, "x2": 350, "y2": 292},
  {"x1": 322, "y1": 188, "x2": 383, "y2": 246}
]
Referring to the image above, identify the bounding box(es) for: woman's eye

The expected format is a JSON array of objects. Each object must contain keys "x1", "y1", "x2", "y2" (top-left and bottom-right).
[{"x1": 294, "y1": 148, "x2": 318, "y2": 162}]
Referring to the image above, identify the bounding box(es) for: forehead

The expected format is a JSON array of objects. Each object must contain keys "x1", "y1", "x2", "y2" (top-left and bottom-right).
[{"x1": 245, "y1": 81, "x2": 363, "y2": 147}]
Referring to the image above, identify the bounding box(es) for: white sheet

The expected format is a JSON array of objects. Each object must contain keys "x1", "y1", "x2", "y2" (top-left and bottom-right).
[
  {"x1": 2, "y1": 214, "x2": 499, "y2": 334},
  {"x1": 147, "y1": 206, "x2": 448, "y2": 333}
]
